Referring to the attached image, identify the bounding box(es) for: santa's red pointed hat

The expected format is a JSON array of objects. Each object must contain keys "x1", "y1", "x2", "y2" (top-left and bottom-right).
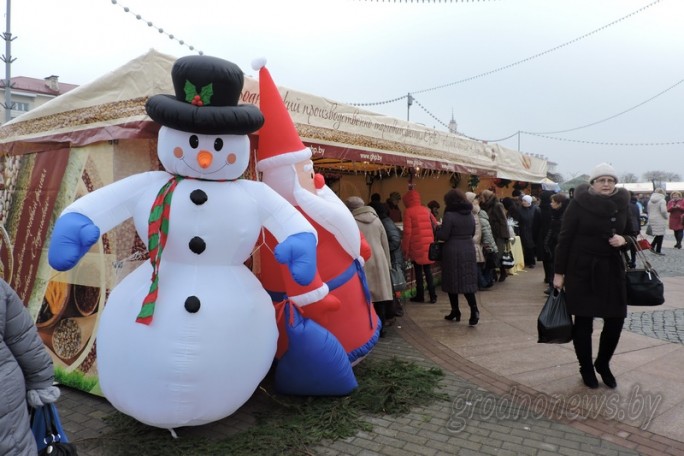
[{"x1": 252, "y1": 58, "x2": 311, "y2": 172}]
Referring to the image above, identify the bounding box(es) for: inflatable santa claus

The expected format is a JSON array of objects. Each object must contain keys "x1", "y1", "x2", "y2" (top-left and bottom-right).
[{"x1": 252, "y1": 59, "x2": 380, "y2": 393}]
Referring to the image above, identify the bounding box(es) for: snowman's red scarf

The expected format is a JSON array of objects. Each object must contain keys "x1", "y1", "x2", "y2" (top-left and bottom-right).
[{"x1": 137, "y1": 175, "x2": 184, "y2": 324}]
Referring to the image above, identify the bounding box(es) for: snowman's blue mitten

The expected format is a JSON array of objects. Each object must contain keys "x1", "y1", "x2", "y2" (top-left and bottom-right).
[
  {"x1": 274, "y1": 232, "x2": 317, "y2": 286},
  {"x1": 48, "y1": 212, "x2": 100, "y2": 271}
]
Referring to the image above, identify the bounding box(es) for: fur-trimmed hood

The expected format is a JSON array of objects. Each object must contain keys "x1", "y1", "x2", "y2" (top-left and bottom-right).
[{"x1": 573, "y1": 183, "x2": 630, "y2": 217}]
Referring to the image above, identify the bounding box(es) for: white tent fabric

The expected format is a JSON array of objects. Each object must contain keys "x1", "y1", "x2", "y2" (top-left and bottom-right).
[{"x1": 0, "y1": 49, "x2": 547, "y2": 182}]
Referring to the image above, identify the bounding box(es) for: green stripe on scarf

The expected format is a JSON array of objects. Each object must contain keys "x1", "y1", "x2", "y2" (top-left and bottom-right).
[{"x1": 137, "y1": 175, "x2": 184, "y2": 325}]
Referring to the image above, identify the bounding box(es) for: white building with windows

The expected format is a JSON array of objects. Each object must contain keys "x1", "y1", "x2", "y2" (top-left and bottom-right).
[{"x1": 1, "y1": 76, "x2": 78, "y2": 123}]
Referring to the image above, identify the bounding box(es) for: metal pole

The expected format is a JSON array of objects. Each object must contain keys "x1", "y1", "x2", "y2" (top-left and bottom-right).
[
  {"x1": 407, "y1": 93, "x2": 413, "y2": 122},
  {"x1": 3, "y1": 0, "x2": 15, "y2": 123}
]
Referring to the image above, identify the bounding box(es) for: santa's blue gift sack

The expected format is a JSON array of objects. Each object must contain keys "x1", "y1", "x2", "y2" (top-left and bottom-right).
[{"x1": 31, "y1": 403, "x2": 78, "y2": 455}]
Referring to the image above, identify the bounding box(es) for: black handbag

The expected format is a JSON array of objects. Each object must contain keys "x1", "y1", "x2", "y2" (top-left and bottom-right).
[
  {"x1": 428, "y1": 242, "x2": 443, "y2": 262},
  {"x1": 537, "y1": 288, "x2": 573, "y2": 344},
  {"x1": 625, "y1": 238, "x2": 664, "y2": 306},
  {"x1": 500, "y1": 248, "x2": 515, "y2": 269},
  {"x1": 31, "y1": 403, "x2": 79, "y2": 456}
]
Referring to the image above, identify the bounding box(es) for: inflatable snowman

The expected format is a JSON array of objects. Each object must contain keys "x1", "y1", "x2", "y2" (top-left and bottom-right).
[{"x1": 48, "y1": 55, "x2": 317, "y2": 429}]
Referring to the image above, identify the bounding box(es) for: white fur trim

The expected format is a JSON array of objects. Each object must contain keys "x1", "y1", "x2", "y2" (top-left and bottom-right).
[
  {"x1": 251, "y1": 57, "x2": 267, "y2": 71},
  {"x1": 257, "y1": 148, "x2": 311, "y2": 171},
  {"x1": 289, "y1": 283, "x2": 329, "y2": 306}
]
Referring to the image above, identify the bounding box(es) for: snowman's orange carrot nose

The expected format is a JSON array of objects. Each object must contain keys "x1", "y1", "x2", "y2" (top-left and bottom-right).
[{"x1": 197, "y1": 150, "x2": 213, "y2": 169}]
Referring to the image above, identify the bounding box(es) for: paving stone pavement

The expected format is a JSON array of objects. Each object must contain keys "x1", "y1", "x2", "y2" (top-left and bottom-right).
[
  {"x1": 57, "y1": 328, "x2": 646, "y2": 456},
  {"x1": 623, "y1": 233, "x2": 684, "y2": 344},
  {"x1": 54, "y1": 231, "x2": 684, "y2": 455}
]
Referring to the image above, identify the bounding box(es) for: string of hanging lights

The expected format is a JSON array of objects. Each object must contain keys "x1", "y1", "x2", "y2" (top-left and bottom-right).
[
  {"x1": 524, "y1": 133, "x2": 684, "y2": 147},
  {"x1": 346, "y1": 0, "x2": 661, "y2": 106},
  {"x1": 109, "y1": 0, "x2": 203, "y2": 55}
]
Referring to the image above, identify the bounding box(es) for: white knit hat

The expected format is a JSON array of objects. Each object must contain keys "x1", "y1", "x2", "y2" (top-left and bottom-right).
[
  {"x1": 521, "y1": 195, "x2": 533, "y2": 205},
  {"x1": 589, "y1": 162, "x2": 618, "y2": 183}
]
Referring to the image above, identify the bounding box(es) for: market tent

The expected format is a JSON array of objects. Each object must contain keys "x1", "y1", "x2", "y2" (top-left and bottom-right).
[
  {"x1": 0, "y1": 49, "x2": 548, "y2": 393},
  {"x1": 487, "y1": 143, "x2": 548, "y2": 183},
  {"x1": 665, "y1": 182, "x2": 684, "y2": 192},
  {"x1": 540, "y1": 177, "x2": 561, "y2": 192},
  {"x1": 616, "y1": 182, "x2": 654, "y2": 193}
]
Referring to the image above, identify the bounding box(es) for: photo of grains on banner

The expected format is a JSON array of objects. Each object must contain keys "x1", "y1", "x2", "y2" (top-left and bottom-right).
[{"x1": 0, "y1": 139, "x2": 159, "y2": 396}]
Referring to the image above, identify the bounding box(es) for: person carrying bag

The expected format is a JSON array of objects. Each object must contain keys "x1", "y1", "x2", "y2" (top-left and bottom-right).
[
  {"x1": 552, "y1": 163, "x2": 631, "y2": 390},
  {"x1": 0, "y1": 279, "x2": 65, "y2": 456}
]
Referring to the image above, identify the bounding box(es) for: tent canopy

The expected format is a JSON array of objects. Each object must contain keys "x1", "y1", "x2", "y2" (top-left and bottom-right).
[
  {"x1": 616, "y1": 182, "x2": 654, "y2": 193},
  {"x1": 1, "y1": 49, "x2": 547, "y2": 181}
]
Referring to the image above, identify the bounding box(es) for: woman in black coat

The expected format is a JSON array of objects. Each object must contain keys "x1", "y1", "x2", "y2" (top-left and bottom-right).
[
  {"x1": 479, "y1": 190, "x2": 511, "y2": 282},
  {"x1": 543, "y1": 192, "x2": 569, "y2": 294},
  {"x1": 553, "y1": 163, "x2": 631, "y2": 389},
  {"x1": 436, "y1": 189, "x2": 480, "y2": 326}
]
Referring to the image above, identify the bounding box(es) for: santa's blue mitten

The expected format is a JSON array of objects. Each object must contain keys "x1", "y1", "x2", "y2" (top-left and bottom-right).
[
  {"x1": 48, "y1": 213, "x2": 100, "y2": 271},
  {"x1": 274, "y1": 232, "x2": 316, "y2": 286}
]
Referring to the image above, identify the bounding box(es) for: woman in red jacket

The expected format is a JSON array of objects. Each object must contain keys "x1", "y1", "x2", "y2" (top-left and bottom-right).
[
  {"x1": 401, "y1": 189, "x2": 437, "y2": 303},
  {"x1": 667, "y1": 191, "x2": 684, "y2": 249}
]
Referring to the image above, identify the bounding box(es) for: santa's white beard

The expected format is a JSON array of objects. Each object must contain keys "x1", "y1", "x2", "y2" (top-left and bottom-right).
[
  {"x1": 263, "y1": 167, "x2": 360, "y2": 258},
  {"x1": 294, "y1": 184, "x2": 361, "y2": 258}
]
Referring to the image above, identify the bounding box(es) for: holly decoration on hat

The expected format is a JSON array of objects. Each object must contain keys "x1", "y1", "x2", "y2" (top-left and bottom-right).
[{"x1": 184, "y1": 81, "x2": 214, "y2": 106}]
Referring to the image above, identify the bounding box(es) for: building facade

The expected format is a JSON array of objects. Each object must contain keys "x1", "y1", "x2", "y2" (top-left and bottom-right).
[{"x1": 1, "y1": 75, "x2": 78, "y2": 123}]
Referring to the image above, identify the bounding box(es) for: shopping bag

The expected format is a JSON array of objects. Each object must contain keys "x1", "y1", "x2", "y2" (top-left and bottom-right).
[
  {"x1": 390, "y1": 266, "x2": 407, "y2": 291},
  {"x1": 30, "y1": 403, "x2": 78, "y2": 455},
  {"x1": 428, "y1": 241, "x2": 443, "y2": 261},
  {"x1": 537, "y1": 288, "x2": 573, "y2": 344}
]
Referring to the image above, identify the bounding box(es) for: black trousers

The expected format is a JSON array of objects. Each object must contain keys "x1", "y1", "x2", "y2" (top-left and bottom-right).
[
  {"x1": 572, "y1": 316, "x2": 624, "y2": 369},
  {"x1": 651, "y1": 235, "x2": 664, "y2": 253},
  {"x1": 413, "y1": 262, "x2": 436, "y2": 300}
]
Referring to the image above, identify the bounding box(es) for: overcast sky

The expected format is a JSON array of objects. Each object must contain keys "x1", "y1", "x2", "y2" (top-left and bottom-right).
[{"x1": 6, "y1": 0, "x2": 683, "y2": 182}]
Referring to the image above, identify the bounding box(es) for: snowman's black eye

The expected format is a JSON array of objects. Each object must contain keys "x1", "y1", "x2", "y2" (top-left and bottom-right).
[
  {"x1": 214, "y1": 138, "x2": 223, "y2": 151},
  {"x1": 189, "y1": 135, "x2": 199, "y2": 148}
]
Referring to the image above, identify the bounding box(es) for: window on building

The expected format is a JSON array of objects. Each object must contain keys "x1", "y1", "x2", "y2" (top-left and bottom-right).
[{"x1": 14, "y1": 102, "x2": 30, "y2": 112}]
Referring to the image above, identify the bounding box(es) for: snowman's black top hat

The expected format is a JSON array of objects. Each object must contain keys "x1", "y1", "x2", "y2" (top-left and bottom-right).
[{"x1": 146, "y1": 55, "x2": 264, "y2": 135}]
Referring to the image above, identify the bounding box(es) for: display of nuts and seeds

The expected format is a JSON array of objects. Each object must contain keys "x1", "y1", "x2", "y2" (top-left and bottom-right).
[{"x1": 52, "y1": 318, "x2": 82, "y2": 360}]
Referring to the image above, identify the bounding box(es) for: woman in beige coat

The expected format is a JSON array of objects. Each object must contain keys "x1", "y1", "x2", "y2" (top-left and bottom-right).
[
  {"x1": 347, "y1": 197, "x2": 393, "y2": 335},
  {"x1": 647, "y1": 188, "x2": 669, "y2": 255}
]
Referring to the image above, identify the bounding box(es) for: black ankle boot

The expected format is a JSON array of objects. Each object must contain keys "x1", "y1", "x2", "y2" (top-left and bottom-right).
[
  {"x1": 580, "y1": 366, "x2": 599, "y2": 389},
  {"x1": 594, "y1": 361, "x2": 617, "y2": 388},
  {"x1": 468, "y1": 306, "x2": 479, "y2": 326},
  {"x1": 444, "y1": 310, "x2": 461, "y2": 321}
]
